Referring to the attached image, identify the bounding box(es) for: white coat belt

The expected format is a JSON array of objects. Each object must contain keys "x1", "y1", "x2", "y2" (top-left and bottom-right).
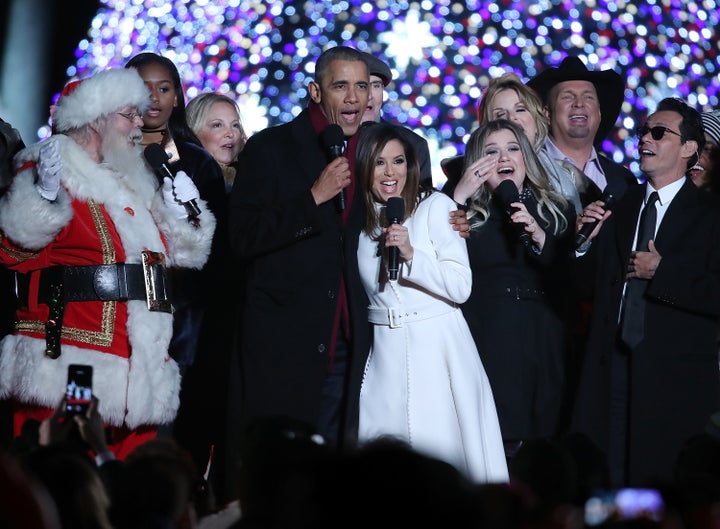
[{"x1": 367, "y1": 302, "x2": 458, "y2": 329}]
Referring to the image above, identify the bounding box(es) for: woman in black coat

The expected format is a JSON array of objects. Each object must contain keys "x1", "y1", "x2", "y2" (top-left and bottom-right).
[
  {"x1": 443, "y1": 119, "x2": 575, "y2": 454},
  {"x1": 125, "y1": 52, "x2": 235, "y2": 505}
]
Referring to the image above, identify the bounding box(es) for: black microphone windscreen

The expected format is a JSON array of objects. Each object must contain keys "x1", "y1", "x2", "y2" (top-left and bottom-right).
[
  {"x1": 143, "y1": 143, "x2": 170, "y2": 169},
  {"x1": 321, "y1": 124, "x2": 345, "y2": 150},
  {"x1": 386, "y1": 197, "x2": 405, "y2": 222},
  {"x1": 574, "y1": 189, "x2": 617, "y2": 249},
  {"x1": 496, "y1": 179, "x2": 520, "y2": 209}
]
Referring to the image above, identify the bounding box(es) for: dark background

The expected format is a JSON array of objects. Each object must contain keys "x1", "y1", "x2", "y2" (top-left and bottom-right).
[{"x1": 0, "y1": 0, "x2": 98, "y2": 140}]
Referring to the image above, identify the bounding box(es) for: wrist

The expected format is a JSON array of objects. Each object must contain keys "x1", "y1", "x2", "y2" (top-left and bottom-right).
[
  {"x1": 36, "y1": 184, "x2": 58, "y2": 201},
  {"x1": 454, "y1": 200, "x2": 469, "y2": 212}
]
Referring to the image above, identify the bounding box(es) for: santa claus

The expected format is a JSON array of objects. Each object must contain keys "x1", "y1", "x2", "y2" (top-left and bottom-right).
[{"x1": 0, "y1": 68, "x2": 215, "y2": 458}]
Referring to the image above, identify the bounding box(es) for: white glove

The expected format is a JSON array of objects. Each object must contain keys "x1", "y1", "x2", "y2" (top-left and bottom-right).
[
  {"x1": 162, "y1": 171, "x2": 200, "y2": 219},
  {"x1": 36, "y1": 140, "x2": 62, "y2": 201}
]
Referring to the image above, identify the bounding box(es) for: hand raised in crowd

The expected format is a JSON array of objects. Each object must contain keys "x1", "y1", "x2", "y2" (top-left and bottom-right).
[
  {"x1": 74, "y1": 396, "x2": 109, "y2": 456},
  {"x1": 311, "y1": 156, "x2": 351, "y2": 206},
  {"x1": 39, "y1": 395, "x2": 108, "y2": 455},
  {"x1": 38, "y1": 397, "x2": 75, "y2": 446},
  {"x1": 36, "y1": 139, "x2": 62, "y2": 201}
]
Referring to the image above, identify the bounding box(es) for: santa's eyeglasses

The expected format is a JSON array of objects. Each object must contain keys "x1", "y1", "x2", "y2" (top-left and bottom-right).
[{"x1": 115, "y1": 111, "x2": 141, "y2": 122}]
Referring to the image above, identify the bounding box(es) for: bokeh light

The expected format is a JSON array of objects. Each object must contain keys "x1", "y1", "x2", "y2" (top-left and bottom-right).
[{"x1": 52, "y1": 0, "x2": 720, "y2": 187}]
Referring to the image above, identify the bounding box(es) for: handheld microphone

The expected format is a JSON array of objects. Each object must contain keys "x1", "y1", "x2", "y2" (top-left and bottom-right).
[
  {"x1": 320, "y1": 124, "x2": 347, "y2": 210},
  {"x1": 144, "y1": 143, "x2": 202, "y2": 218},
  {"x1": 574, "y1": 190, "x2": 617, "y2": 249},
  {"x1": 496, "y1": 180, "x2": 531, "y2": 246},
  {"x1": 386, "y1": 197, "x2": 405, "y2": 281}
]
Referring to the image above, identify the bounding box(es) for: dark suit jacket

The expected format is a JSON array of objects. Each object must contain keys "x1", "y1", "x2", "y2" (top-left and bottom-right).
[
  {"x1": 598, "y1": 153, "x2": 639, "y2": 199},
  {"x1": 572, "y1": 179, "x2": 720, "y2": 485},
  {"x1": 228, "y1": 109, "x2": 370, "y2": 445}
]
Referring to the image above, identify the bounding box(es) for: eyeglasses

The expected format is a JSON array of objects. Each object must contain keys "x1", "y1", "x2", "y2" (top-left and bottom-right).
[
  {"x1": 115, "y1": 111, "x2": 141, "y2": 122},
  {"x1": 636, "y1": 124, "x2": 682, "y2": 141}
]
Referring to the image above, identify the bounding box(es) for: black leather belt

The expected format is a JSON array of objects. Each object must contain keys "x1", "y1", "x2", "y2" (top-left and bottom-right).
[
  {"x1": 15, "y1": 259, "x2": 171, "y2": 360},
  {"x1": 16, "y1": 264, "x2": 155, "y2": 304}
]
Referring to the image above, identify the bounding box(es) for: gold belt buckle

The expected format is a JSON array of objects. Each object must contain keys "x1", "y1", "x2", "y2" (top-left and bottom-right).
[{"x1": 141, "y1": 250, "x2": 171, "y2": 313}]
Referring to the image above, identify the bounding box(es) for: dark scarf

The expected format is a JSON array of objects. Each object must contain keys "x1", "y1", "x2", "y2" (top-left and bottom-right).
[
  {"x1": 308, "y1": 100, "x2": 361, "y2": 372},
  {"x1": 308, "y1": 100, "x2": 359, "y2": 226}
]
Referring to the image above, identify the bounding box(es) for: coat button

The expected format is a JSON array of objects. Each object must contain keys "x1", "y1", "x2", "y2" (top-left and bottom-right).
[{"x1": 318, "y1": 344, "x2": 326, "y2": 354}]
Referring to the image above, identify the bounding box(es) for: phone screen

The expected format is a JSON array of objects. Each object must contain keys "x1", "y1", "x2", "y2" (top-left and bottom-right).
[
  {"x1": 65, "y1": 364, "x2": 93, "y2": 416},
  {"x1": 584, "y1": 488, "x2": 664, "y2": 526}
]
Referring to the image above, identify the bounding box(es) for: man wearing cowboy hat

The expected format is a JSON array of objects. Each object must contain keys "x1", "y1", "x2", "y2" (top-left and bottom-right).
[
  {"x1": 528, "y1": 55, "x2": 638, "y2": 205},
  {"x1": 529, "y1": 57, "x2": 641, "y2": 425},
  {"x1": 572, "y1": 97, "x2": 720, "y2": 486}
]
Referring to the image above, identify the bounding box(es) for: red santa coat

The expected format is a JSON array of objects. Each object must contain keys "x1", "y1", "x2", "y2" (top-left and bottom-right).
[{"x1": 0, "y1": 135, "x2": 215, "y2": 429}]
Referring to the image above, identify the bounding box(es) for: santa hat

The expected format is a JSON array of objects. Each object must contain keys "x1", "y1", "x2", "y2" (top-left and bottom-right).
[
  {"x1": 52, "y1": 68, "x2": 150, "y2": 132},
  {"x1": 701, "y1": 110, "x2": 720, "y2": 146}
]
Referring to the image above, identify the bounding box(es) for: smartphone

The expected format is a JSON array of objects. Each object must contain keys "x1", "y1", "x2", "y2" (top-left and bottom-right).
[
  {"x1": 65, "y1": 364, "x2": 93, "y2": 416},
  {"x1": 584, "y1": 488, "x2": 664, "y2": 526}
]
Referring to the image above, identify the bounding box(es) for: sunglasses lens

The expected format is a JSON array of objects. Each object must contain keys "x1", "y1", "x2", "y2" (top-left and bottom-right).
[
  {"x1": 650, "y1": 127, "x2": 666, "y2": 140},
  {"x1": 637, "y1": 125, "x2": 666, "y2": 140}
]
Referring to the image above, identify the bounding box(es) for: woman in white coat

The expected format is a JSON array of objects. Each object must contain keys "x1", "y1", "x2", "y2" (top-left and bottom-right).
[{"x1": 355, "y1": 123, "x2": 508, "y2": 484}]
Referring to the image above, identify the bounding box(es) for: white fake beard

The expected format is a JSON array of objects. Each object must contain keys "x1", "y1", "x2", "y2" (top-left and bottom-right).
[{"x1": 100, "y1": 128, "x2": 157, "y2": 195}]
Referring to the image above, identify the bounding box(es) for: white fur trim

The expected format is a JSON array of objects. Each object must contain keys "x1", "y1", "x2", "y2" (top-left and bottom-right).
[
  {"x1": 0, "y1": 328, "x2": 180, "y2": 428},
  {"x1": 53, "y1": 69, "x2": 150, "y2": 133},
  {"x1": 0, "y1": 168, "x2": 73, "y2": 250},
  {"x1": 152, "y1": 193, "x2": 216, "y2": 269},
  {"x1": 0, "y1": 133, "x2": 197, "y2": 428},
  {"x1": 124, "y1": 300, "x2": 180, "y2": 428}
]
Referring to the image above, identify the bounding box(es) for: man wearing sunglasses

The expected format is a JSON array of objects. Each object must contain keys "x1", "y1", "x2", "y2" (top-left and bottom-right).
[{"x1": 572, "y1": 97, "x2": 720, "y2": 487}]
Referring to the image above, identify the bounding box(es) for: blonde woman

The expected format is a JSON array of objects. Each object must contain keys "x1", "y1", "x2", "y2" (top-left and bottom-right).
[
  {"x1": 187, "y1": 92, "x2": 248, "y2": 191},
  {"x1": 446, "y1": 119, "x2": 575, "y2": 454},
  {"x1": 444, "y1": 73, "x2": 582, "y2": 213}
]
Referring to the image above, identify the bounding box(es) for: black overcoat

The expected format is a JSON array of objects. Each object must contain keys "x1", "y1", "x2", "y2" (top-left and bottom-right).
[{"x1": 228, "y1": 109, "x2": 370, "y2": 444}]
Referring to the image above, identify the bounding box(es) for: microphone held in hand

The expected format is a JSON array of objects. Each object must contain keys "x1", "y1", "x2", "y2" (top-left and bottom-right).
[
  {"x1": 496, "y1": 180, "x2": 531, "y2": 246},
  {"x1": 574, "y1": 190, "x2": 617, "y2": 249},
  {"x1": 320, "y1": 124, "x2": 347, "y2": 210},
  {"x1": 385, "y1": 197, "x2": 405, "y2": 281},
  {"x1": 144, "y1": 143, "x2": 201, "y2": 218}
]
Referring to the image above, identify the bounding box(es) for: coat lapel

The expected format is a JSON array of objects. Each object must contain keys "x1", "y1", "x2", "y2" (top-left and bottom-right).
[
  {"x1": 290, "y1": 110, "x2": 326, "y2": 188},
  {"x1": 653, "y1": 179, "x2": 699, "y2": 251}
]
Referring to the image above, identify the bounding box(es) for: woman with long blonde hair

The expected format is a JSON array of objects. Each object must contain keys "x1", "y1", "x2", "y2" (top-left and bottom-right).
[{"x1": 446, "y1": 119, "x2": 575, "y2": 455}]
